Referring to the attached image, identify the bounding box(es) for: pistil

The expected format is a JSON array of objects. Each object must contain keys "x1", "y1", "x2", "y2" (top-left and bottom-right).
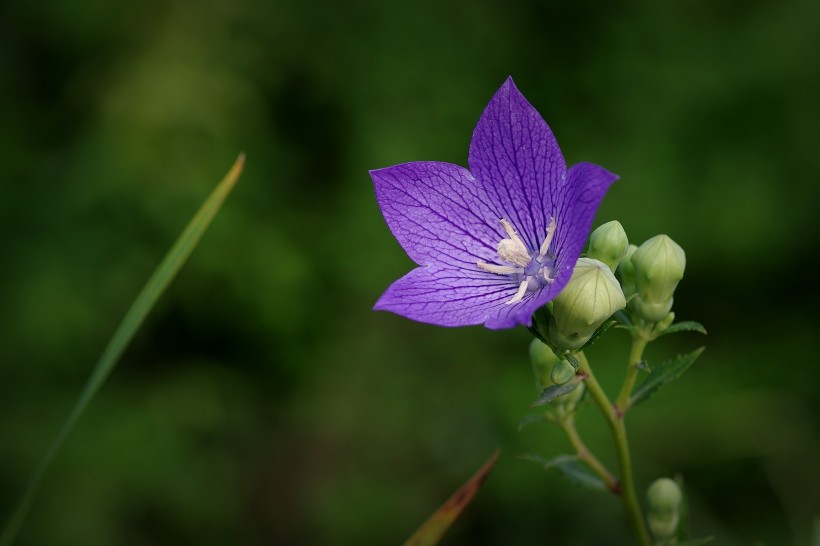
[{"x1": 477, "y1": 218, "x2": 557, "y2": 305}]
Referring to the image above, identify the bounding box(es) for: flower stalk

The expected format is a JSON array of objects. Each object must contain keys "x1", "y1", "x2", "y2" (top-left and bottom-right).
[
  {"x1": 576, "y1": 351, "x2": 652, "y2": 546},
  {"x1": 616, "y1": 327, "x2": 651, "y2": 414},
  {"x1": 560, "y1": 414, "x2": 619, "y2": 493}
]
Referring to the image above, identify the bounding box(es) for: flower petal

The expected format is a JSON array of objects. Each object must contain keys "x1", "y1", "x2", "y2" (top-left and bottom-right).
[
  {"x1": 371, "y1": 162, "x2": 503, "y2": 270},
  {"x1": 552, "y1": 162, "x2": 619, "y2": 274},
  {"x1": 374, "y1": 266, "x2": 563, "y2": 329},
  {"x1": 468, "y1": 77, "x2": 567, "y2": 251}
]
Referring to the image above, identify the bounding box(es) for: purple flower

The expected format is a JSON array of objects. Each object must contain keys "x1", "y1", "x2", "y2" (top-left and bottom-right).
[{"x1": 370, "y1": 78, "x2": 617, "y2": 329}]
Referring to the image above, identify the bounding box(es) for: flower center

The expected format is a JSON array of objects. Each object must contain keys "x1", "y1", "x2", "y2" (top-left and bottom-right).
[{"x1": 478, "y1": 218, "x2": 557, "y2": 304}]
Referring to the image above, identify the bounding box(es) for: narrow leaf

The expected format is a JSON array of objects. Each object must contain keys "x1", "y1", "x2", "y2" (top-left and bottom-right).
[
  {"x1": 0, "y1": 155, "x2": 245, "y2": 546},
  {"x1": 654, "y1": 321, "x2": 707, "y2": 338},
  {"x1": 630, "y1": 347, "x2": 705, "y2": 407},
  {"x1": 530, "y1": 377, "x2": 582, "y2": 407},
  {"x1": 580, "y1": 319, "x2": 617, "y2": 349},
  {"x1": 402, "y1": 450, "x2": 499, "y2": 546},
  {"x1": 520, "y1": 454, "x2": 607, "y2": 491}
]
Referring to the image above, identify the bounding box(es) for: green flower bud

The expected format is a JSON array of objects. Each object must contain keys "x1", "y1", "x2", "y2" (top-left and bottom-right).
[
  {"x1": 647, "y1": 478, "x2": 682, "y2": 516},
  {"x1": 550, "y1": 359, "x2": 575, "y2": 385},
  {"x1": 549, "y1": 258, "x2": 626, "y2": 350},
  {"x1": 588, "y1": 221, "x2": 629, "y2": 272},
  {"x1": 646, "y1": 478, "x2": 683, "y2": 539},
  {"x1": 632, "y1": 235, "x2": 686, "y2": 305},
  {"x1": 529, "y1": 338, "x2": 560, "y2": 393},
  {"x1": 616, "y1": 244, "x2": 638, "y2": 298}
]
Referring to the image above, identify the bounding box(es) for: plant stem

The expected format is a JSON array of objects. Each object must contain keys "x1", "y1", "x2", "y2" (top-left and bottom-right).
[
  {"x1": 615, "y1": 331, "x2": 650, "y2": 413},
  {"x1": 560, "y1": 415, "x2": 618, "y2": 492},
  {"x1": 577, "y1": 351, "x2": 651, "y2": 546}
]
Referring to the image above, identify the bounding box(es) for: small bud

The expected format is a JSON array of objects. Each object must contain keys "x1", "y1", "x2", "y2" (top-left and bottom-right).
[
  {"x1": 647, "y1": 478, "x2": 682, "y2": 516},
  {"x1": 588, "y1": 221, "x2": 629, "y2": 272},
  {"x1": 550, "y1": 359, "x2": 575, "y2": 385},
  {"x1": 529, "y1": 338, "x2": 560, "y2": 393},
  {"x1": 616, "y1": 244, "x2": 639, "y2": 298},
  {"x1": 647, "y1": 478, "x2": 683, "y2": 539},
  {"x1": 632, "y1": 234, "x2": 686, "y2": 310},
  {"x1": 549, "y1": 258, "x2": 626, "y2": 350}
]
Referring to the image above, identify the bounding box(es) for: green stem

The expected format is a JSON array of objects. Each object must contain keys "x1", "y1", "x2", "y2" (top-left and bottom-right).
[
  {"x1": 561, "y1": 415, "x2": 618, "y2": 492},
  {"x1": 577, "y1": 352, "x2": 651, "y2": 546},
  {"x1": 615, "y1": 331, "x2": 650, "y2": 413}
]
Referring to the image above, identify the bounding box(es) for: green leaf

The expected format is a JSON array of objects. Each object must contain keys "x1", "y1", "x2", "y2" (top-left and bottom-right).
[
  {"x1": 402, "y1": 450, "x2": 499, "y2": 546},
  {"x1": 0, "y1": 155, "x2": 245, "y2": 546},
  {"x1": 654, "y1": 321, "x2": 707, "y2": 338},
  {"x1": 580, "y1": 319, "x2": 618, "y2": 349},
  {"x1": 630, "y1": 348, "x2": 705, "y2": 407},
  {"x1": 563, "y1": 352, "x2": 580, "y2": 371},
  {"x1": 530, "y1": 378, "x2": 581, "y2": 407},
  {"x1": 519, "y1": 454, "x2": 607, "y2": 491}
]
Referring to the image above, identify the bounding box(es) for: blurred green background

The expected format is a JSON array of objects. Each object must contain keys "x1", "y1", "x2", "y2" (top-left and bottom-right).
[{"x1": 1, "y1": 0, "x2": 818, "y2": 544}]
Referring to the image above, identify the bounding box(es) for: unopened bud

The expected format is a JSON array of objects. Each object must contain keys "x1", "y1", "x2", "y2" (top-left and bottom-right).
[
  {"x1": 588, "y1": 221, "x2": 629, "y2": 272},
  {"x1": 647, "y1": 478, "x2": 683, "y2": 539},
  {"x1": 656, "y1": 311, "x2": 675, "y2": 332},
  {"x1": 549, "y1": 258, "x2": 626, "y2": 350},
  {"x1": 647, "y1": 477, "x2": 682, "y2": 516},
  {"x1": 632, "y1": 235, "x2": 686, "y2": 310}
]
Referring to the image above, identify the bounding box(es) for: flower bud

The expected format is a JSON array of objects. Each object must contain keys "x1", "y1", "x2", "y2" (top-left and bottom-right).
[
  {"x1": 616, "y1": 244, "x2": 638, "y2": 298},
  {"x1": 647, "y1": 477, "x2": 682, "y2": 516},
  {"x1": 632, "y1": 234, "x2": 685, "y2": 303},
  {"x1": 529, "y1": 338, "x2": 560, "y2": 393},
  {"x1": 588, "y1": 221, "x2": 629, "y2": 272},
  {"x1": 647, "y1": 478, "x2": 683, "y2": 539},
  {"x1": 550, "y1": 359, "x2": 575, "y2": 385},
  {"x1": 656, "y1": 311, "x2": 675, "y2": 332},
  {"x1": 549, "y1": 258, "x2": 626, "y2": 350}
]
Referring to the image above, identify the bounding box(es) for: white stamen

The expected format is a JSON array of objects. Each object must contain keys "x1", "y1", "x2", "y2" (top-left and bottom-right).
[
  {"x1": 477, "y1": 261, "x2": 523, "y2": 275},
  {"x1": 543, "y1": 268, "x2": 554, "y2": 283},
  {"x1": 498, "y1": 239, "x2": 531, "y2": 267},
  {"x1": 506, "y1": 279, "x2": 529, "y2": 305},
  {"x1": 539, "y1": 217, "x2": 557, "y2": 258}
]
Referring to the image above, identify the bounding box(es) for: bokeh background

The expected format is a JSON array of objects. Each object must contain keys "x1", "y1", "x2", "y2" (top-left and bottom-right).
[{"x1": 1, "y1": 0, "x2": 818, "y2": 544}]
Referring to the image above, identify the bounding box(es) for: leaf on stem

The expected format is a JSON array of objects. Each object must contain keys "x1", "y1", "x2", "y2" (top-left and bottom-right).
[
  {"x1": 519, "y1": 454, "x2": 607, "y2": 491},
  {"x1": 630, "y1": 348, "x2": 705, "y2": 407},
  {"x1": 580, "y1": 319, "x2": 618, "y2": 349},
  {"x1": 654, "y1": 321, "x2": 707, "y2": 338},
  {"x1": 530, "y1": 378, "x2": 582, "y2": 407},
  {"x1": 401, "y1": 450, "x2": 499, "y2": 546}
]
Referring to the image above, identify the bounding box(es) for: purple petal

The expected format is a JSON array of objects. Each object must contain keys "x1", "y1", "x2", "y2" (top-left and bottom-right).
[
  {"x1": 371, "y1": 162, "x2": 504, "y2": 270},
  {"x1": 374, "y1": 266, "x2": 563, "y2": 329},
  {"x1": 552, "y1": 162, "x2": 619, "y2": 274},
  {"x1": 468, "y1": 77, "x2": 567, "y2": 252}
]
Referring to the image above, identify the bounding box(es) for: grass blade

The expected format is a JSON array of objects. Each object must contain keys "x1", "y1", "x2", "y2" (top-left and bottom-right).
[
  {"x1": 402, "y1": 450, "x2": 499, "y2": 546},
  {"x1": 0, "y1": 154, "x2": 245, "y2": 546}
]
